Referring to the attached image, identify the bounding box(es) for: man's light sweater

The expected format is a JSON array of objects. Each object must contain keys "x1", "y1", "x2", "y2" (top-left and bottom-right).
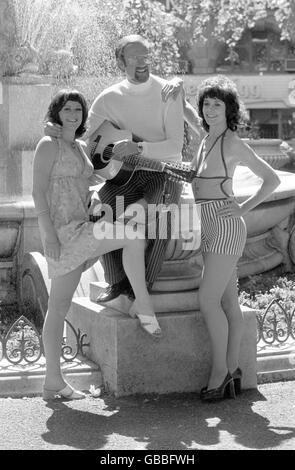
[{"x1": 85, "y1": 74, "x2": 184, "y2": 162}]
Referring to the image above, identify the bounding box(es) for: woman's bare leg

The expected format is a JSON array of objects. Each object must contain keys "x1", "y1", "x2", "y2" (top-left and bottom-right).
[
  {"x1": 198, "y1": 252, "x2": 240, "y2": 390},
  {"x1": 43, "y1": 220, "x2": 159, "y2": 389},
  {"x1": 221, "y1": 270, "x2": 244, "y2": 373},
  {"x1": 43, "y1": 264, "x2": 85, "y2": 390},
  {"x1": 93, "y1": 221, "x2": 154, "y2": 315}
]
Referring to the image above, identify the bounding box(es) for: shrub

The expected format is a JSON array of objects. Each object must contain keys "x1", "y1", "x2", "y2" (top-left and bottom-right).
[{"x1": 238, "y1": 270, "x2": 295, "y2": 311}]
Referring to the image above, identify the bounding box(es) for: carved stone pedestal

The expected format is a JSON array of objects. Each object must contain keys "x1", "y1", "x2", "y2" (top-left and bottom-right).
[{"x1": 67, "y1": 298, "x2": 257, "y2": 396}]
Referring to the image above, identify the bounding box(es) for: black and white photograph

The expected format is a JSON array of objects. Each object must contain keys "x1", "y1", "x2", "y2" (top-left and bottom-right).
[{"x1": 0, "y1": 0, "x2": 294, "y2": 455}]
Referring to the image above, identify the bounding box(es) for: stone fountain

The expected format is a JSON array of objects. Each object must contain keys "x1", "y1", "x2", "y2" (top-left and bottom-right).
[{"x1": 0, "y1": 0, "x2": 50, "y2": 310}]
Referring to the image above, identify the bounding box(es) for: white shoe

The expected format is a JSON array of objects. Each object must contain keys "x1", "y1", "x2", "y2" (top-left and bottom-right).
[{"x1": 43, "y1": 384, "x2": 86, "y2": 401}]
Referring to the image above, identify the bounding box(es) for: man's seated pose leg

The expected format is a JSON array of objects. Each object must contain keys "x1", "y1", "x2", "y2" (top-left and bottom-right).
[{"x1": 96, "y1": 168, "x2": 182, "y2": 302}]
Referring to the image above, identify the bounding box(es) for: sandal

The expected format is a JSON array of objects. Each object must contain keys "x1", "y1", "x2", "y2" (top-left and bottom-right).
[
  {"x1": 43, "y1": 384, "x2": 86, "y2": 401},
  {"x1": 129, "y1": 305, "x2": 162, "y2": 339}
]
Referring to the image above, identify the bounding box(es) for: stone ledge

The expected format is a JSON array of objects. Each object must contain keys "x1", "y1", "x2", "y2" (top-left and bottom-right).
[
  {"x1": 89, "y1": 281, "x2": 199, "y2": 313},
  {"x1": 0, "y1": 197, "x2": 35, "y2": 219},
  {"x1": 68, "y1": 297, "x2": 257, "y2": 397},
  {"x1": 257, "y1": 349, "x2": 295, "y2": 370},
  {"x1": 0, "y1": 356, "x2": 102, "y2": 398},
  {"x1": 258, "y1": 369, "x2": 295, "y2": 384},
  {"x1": 256, "y1": 348, "x2": 295, "y2": 385}
]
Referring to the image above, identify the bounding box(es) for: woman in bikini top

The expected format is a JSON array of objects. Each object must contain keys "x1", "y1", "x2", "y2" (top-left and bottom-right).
[
  {"x1": 193, "y1": 128, "x2": 234, "y2": 202},
  {"x1": 161, "y1": 74, "x2": 280, "y2": 403}
]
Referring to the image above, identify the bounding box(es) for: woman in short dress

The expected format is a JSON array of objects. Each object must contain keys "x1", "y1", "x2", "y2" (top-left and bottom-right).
[{"x1": 33, "y1": 89, "x2": 162, "y2": 401}]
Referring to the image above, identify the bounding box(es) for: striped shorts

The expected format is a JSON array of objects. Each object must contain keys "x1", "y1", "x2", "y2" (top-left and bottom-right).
[{"x1": 200, "y1": 200, "x2": 247, "y2": 256}]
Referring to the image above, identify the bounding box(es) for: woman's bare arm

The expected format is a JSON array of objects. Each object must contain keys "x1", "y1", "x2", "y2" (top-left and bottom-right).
[
  {"x1": 232, "y1": 137, "x2": 280, "y2": 214},
  {"x1": 32, "y1": 137, "x2": 61, "y2": 260}
]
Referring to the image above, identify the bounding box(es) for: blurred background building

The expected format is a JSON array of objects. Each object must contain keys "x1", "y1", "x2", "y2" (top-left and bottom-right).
[{"x1": 160, "y1": 0, "x2": 295, "y2": 142}]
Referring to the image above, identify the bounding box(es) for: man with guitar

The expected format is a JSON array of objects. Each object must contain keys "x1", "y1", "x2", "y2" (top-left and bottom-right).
[
  {"x1": 45, "y1": 34, "x2": 185, "y2": 302},
  {"x1": 87, "y1": 34, "x2": 185, "y2": 301}
]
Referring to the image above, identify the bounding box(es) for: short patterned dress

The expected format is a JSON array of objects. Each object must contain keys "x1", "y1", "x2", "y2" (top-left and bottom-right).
[{"x1": 44, "y1": 138, "x2": 103, "y2": 279}]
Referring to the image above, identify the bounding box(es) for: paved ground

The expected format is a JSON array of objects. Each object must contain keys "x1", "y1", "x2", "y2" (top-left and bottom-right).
[{"x1": 0, "y1": 380, "x2": 294, "y2": 451}]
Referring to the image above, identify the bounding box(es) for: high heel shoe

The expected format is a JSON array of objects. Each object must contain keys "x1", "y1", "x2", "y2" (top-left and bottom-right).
[
  {"x1": 232, "y1": 367, "x2": 242, "y2": 395},
  {"x1": 43, "y1": 384, "x2": 86, "y2": 401},
  {"x1": 200, "y1": 372, "x2": 236, "y2": 402},
  {"x1": 129, "y1": 305, "x2": 162, "y2": 339}
]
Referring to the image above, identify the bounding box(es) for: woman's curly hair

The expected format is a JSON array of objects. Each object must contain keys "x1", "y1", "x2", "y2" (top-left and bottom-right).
[
  {"x1": 45, "y1": 89, "x2": 88, "y2": 138},
  {"x1": 197, "y1": 75, "x2": 248, "y2": 132}
]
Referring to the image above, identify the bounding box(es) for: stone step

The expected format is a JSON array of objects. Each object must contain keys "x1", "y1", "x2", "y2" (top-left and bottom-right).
[
  {"x1": 150, "y1": 261, "x2": 202, "y2": 292},
  {"x1": 257, "y1": 369, "x2": 295, "y2": 384},
  {"x1": 0, "y1": 355, "x2": 102, "y2": 398},
  {"x1": 257, "y1": 347, "x2": 295, "y2": 384},
  {"x1": 258, "y1": 348, "x2": 295, "y2": 370}
]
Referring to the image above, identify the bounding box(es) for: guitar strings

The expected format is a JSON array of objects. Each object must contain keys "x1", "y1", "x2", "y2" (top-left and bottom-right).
[
  {"x1": 93, "y1": 144, "x2": 191, "y2": 172},
  {"x1": 92, "y1": 145, "x2": 194, "y2": 182}
]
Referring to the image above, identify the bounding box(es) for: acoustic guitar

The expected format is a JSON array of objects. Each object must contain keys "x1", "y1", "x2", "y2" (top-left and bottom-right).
[{"x1": 88, "y1": 120, "x2": 195, "y2": 186}]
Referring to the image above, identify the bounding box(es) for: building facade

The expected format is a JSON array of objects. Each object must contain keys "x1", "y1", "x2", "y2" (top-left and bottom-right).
[
  {"x1": 183, "y1": 73, "x2": 295, "y2": 140},
  {"x1": 159, "y1": 0, "x2": 295, "y2": 141}
]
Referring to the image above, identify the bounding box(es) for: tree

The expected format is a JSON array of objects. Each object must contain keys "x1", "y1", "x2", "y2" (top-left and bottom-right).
[
  {"x1": 12, "y1": 0, "x2": 181, "y2": 78},
  {"x1": 11, "y1": 0, "x2": 181, "y2": 95},
  {"x1": 123, "y1": 0, "x2": 181, "y2": 76},
  {"x1": 270, "y1": 0, "x2": 295, "y2": 42},
  {"x1": 173, "y1": 0, "x2": 295, "y2": 50}
]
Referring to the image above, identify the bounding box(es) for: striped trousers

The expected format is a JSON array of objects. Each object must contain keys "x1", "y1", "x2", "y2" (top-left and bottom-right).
[{"x1": 98, "y1": 170, "x2": 183, "y2": 287}]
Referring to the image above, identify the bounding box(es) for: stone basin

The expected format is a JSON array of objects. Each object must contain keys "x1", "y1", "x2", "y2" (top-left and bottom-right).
[
  {"x1": 169, "y1": 165, "x2": 295, "y2": 285},
  {"x1": 233, "y1": 166, "x2": 295, "y2": 202},
  {"x1": 242, "y1": 139, "x2": 291, "y2": 169},
  {"x1": 187, "y1": 165, "x2": 295, "y2": 237},
  {"x1": 234, "y1": 166, "x2": 295, "y2": 236}
]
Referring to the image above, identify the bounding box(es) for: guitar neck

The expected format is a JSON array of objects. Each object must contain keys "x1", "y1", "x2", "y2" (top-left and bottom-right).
[
  {"x1": 112, "y1": 152, "x2": 193, "y2": 183},
  {"x1": 122, "y1": 154, "x2": 165, "y2": 172}
]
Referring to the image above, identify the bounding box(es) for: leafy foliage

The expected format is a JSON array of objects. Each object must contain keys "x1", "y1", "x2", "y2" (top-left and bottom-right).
[
  {"x1": 123, "y1": 0, "x2": 181, "y2": 76},
  {"x1": 174, "y1": 0, "x2": 295, "y2": 49},
  {"x1": 11, "y1": 0, "x2": 181, "y2": 90},
  {"x1": 238, "y1": 270, "x2": 295, "y2": 311}
]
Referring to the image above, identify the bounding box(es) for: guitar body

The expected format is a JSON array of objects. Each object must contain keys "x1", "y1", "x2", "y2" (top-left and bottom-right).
[
  {"x1": 88, "y1": 120, "x2": 194, "y2": 186},
  {"x1": 88, "y1": 120, "x2": 133, "y2": 184}
]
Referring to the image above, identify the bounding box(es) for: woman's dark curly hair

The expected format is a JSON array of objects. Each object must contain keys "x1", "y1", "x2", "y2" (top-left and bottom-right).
[
  {"x1": 45, "y1": 89, "x2": 88, "y2": 138},
  {"x1": 197, "y1": 75, "x2": 248, "y2": 132}
]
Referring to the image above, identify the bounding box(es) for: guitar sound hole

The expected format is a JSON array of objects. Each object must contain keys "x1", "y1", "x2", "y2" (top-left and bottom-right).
[
  {"x1": 92, "y1": 153, "x2": 107, "y2": 170},
  {"x1": 102, "y1": 144, "x2": 114, "y2": 163},
  {"x1": 92, "y1": 144, "x2": 113, "y2": 169}
]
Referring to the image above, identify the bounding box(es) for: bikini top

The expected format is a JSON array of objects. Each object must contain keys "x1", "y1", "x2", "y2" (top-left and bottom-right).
[{"x1": 193, "y1": 128, "x2": 233, "y2": 201}]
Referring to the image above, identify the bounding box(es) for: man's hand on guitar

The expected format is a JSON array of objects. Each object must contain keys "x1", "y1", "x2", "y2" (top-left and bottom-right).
[
  {"x1": 87, "y1": 190, "x2": 101, "y2": 218},
  {"x1": 113, "y1": 139, "x2": 138, "y2": 159},
  {"x1": 44, "y1": 121, "x2": 62, "y2": 138}
]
